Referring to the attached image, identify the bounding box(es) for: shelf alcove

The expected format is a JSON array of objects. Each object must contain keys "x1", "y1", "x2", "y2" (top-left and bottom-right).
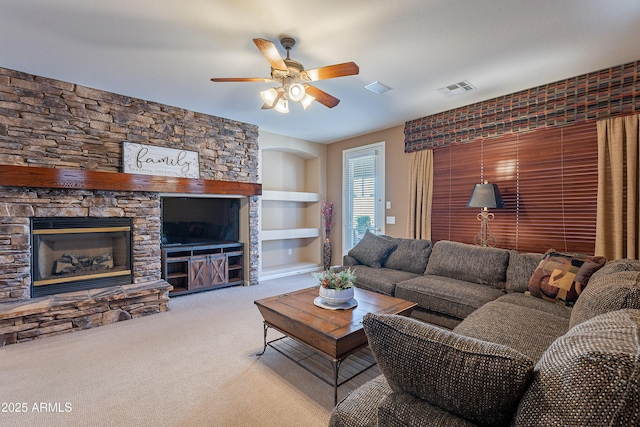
[{"x1": 259, "y1": 141, "x2": 325, "y2": 280}]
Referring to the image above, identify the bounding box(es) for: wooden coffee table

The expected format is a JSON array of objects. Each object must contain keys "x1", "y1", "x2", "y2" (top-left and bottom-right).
[{"x1": 254, "y1": 286, "x2": 416, "y2": 404}]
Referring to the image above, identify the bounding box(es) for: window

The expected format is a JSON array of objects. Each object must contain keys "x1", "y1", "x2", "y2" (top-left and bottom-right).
[
  {"x1": 342, "y1": 142, "x2": 385, "y2": 254},
  {"x1": 431, "y1": 121, "x2": 598, "y2": 254}
]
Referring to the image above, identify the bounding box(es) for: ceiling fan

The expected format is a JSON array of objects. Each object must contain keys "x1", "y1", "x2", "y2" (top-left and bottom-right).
[{"x1": 210, "y1": 37, "x2": 359, "y2": 113}]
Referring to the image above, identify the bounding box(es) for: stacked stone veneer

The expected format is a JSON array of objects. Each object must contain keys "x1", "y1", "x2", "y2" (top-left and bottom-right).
[
  {"x1": 0, "y1": 281, "x2": 172, "y2": 346},
  {"x1": 405, "y1": 59, "x2": 640, "y2": 150},
  {"x1": 0, "y1": 67, "x2": 260, "y2": 345},
  {"x1": 0, "y1": 188, "x2": 161, "y2": 300}
]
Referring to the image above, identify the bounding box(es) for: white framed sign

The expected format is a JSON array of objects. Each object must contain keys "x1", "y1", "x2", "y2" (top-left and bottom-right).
[{"x1": 122, "y1": 142, "x2": 200, "y2": 179}]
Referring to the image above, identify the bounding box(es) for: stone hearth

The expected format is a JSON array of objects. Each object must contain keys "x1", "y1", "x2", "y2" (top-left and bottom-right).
[{"x1": 0, "y1": 281, "x2": 172, "y2": 346}]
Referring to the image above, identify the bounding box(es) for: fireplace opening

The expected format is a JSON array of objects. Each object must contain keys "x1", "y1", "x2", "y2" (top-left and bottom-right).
[{"x1": 31, "y1": 217, "x2": 133, "y2": 297}]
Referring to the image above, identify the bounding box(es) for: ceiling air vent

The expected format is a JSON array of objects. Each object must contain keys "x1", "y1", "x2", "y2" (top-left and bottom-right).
[
  {"x1": 365, "y1": 81, "x2": 393, "y2": 94},
  {"x1": 437, "y1": 80, "x2": 476, "y2": 97}
]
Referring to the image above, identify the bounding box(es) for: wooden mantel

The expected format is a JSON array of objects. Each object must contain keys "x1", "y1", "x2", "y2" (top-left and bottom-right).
[{"x1": 0, "y1": 164, "x2": 262, "y2": 196}]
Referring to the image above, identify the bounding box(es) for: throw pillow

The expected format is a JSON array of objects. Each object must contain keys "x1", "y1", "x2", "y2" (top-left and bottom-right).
[
  {"x1": 382, "y1": 238, "x2": 432, "y2": 274},
  {"x1": 424, "y1": 240, "x2": 510, "y2": 289},
  {"x1": 506, "y1": 250, "x2": 544, "y2": 293},
  {"x1": 363, "y1": 313, "x2": 534, "y2": 427},
  {"x1": 588, "y1": 258, "x2": 640, "y2": 284},
  {"x1": 528, "y1": 251, "x2": 606, "y2": 307},
  {"x1": 569, "y1": 270, "x2": 640, "y2": 328},
  {"x1": 515, "y1": 309, "x2": 640, "y2": 426},
  {"x1": 347, "y1": 230, "x2": 396, "y2": 268}
]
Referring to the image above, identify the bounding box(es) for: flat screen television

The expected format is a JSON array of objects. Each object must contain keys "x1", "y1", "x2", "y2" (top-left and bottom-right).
[{"x1": 161, "y1": 197, "x2": 240, "y2": 245}]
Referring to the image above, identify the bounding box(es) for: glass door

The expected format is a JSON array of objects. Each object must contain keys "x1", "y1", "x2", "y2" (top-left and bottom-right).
[{"x1": 342, "y1": 142, "x2": 385, "y2": 255}]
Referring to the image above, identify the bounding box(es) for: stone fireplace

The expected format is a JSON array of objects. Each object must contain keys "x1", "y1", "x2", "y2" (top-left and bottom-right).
[
  {"x1": 0, "y1": 169, "x2": 260, "y2": 346},
  {"x1": 0, "y1": 186, "x2": 164, "y2": 301},
  {"x1": 0, "y1": 66, "x2": 261, "y2": 346}
]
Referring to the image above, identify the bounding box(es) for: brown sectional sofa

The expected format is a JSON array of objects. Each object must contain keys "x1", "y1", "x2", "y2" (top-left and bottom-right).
[
  {"x1": 332, "y1": 233, "x2": 640, "y2": 426},
  {"x1": 343, "y1": 234, "x2": 528, "y2": 329}
]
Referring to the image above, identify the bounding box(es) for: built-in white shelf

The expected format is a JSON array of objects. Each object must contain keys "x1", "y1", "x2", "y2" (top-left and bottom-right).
[
  {"x1": 261, "y1": 190, "x2": 320, "y2": 202},
  {"x1": 259, "y1": 150, "x2": 323, "y2": 280},
  {"x1": 260, "y1": 228, "x2": 320, "y2": 241},
  {"x1": 260, "y1": 262, "x2": 322, "y2": 281}
]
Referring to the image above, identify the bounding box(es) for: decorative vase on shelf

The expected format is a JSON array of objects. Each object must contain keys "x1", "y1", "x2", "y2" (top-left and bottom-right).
[{"x1": 323, "y1": 237, "x2": 332, "y2": 270}]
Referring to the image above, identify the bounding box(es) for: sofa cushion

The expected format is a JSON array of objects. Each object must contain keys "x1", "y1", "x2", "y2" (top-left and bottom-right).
[
  {"x1": 347, "y1": 265, "x2": 420, "y2": 296},
  {"x1": 348, "y1": 230, "x2": 397, "y2": 268},
  {"x1": 378, "y1": 392, "x2": 478, "y2": 427},
  {"x1": 342, "y1": 254, "x2": 360, "y2": 267},
  {"x1": 363, "y1": 313, "x2": 534, "y2": 427},
  {"x1": 453, "y1": 293, "x2": 571, "y2": 362},
  {"x1": 506, "y1": 250, "x2": 544, "y2": 293},
  {"x1": 495, "y1": 292, "x2": 572, "y2": 319},
  {"x1": 382, "y1": 237, "x2": 432, "y2": 274},
  {"x1": 329, "y1": 374, "x2": 391, "y2": 427},
  {"x1": 569, "y1": 270, "x2": 640, "y2": 328},
  {"x1": 395, "y1": 275, "x2": 505, "y2": 320},
  {"x1": 515, "y1": 309, "x2": 640, "y2": 426},
  {"x1": 424, "y1": 241, "x2": 510, "y2": 290},
  {"x1": 410, "y1": 307, "x2": 463, "y2": 330},
  {"x1": 528, "y1": 251, "x2": 606, "y2": 307},
  {"x1": 588, "y1": 258, "x2": 640, "y2": 283}
]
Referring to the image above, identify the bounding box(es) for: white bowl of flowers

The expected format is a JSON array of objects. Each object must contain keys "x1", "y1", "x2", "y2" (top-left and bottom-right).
[{"x1": 314, "y1": 267, "x2": 356, "y2": 305}]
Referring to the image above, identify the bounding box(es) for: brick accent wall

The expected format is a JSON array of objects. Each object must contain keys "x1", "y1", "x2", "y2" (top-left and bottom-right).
[
  {"x1": 0, "y1": 67, "x2": 261, "y2": 301},
  {"x1": 404, "y1": 60, "x2": 640, "y2": 151}
]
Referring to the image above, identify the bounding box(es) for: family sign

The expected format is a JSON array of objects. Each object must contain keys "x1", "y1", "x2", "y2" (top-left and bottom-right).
[{"x1": 122, "y1": 142, "x2": 200, "y2": 179}]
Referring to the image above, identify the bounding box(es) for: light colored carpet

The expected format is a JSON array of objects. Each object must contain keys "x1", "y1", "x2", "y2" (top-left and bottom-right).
[{"x1": 0, "y1": 273, "x2": 380, "y2": 427}]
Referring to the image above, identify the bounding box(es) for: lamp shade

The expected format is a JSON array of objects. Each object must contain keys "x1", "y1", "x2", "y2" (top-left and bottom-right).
[
  {"x1": 300, "y1": 93, "x2": 315, "y2": 110},
  {"x1": 288, "y1": 83, "x2": 305, "y2": 102},
  {"x1": 466, "y1": 183, "x2": 505, "y2": 209},
  {"x1": 260, "y1": 88, "x2": 279, "y2": 107},
  {"x1": 274, "y1": 98, "x2": 289, "y2": 114}
]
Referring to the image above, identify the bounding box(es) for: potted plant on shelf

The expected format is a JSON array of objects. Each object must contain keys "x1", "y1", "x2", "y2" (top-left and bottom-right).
[{"x1": 314, "y1": 267, "x2": 356, "y2": 305}]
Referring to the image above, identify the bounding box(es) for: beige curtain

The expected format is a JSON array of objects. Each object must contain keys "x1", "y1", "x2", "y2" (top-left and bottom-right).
[
  {"x1": 595, "y1": 114, "x2": 640, "y2": 260},
  {"x1": 406, "y1": 149, "x2": 433, "y2": 239}
]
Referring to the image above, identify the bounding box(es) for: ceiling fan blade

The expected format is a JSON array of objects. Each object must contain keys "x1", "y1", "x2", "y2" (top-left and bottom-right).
[
  {"x1": 305, "y1": 85, "x2": 340, "y2": 108},
  {"x1": 304, "y1": 62, "x2": 359, "y2": 81},
  {"x1": 210, "y1": 77, "x2": 274, "y2": 83},
  {"x1": 253, "y1": 38, "x2": 287, "y2": 72}
]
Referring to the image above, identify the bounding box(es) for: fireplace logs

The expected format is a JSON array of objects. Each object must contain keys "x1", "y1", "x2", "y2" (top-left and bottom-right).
[{"x1": 52, "y1": 252, "x2": 114, "y2": 276}]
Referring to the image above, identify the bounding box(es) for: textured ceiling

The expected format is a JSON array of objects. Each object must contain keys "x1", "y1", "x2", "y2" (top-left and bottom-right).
[{"x1": 2, "y1": 0, "x2": 640, "y2": 143}]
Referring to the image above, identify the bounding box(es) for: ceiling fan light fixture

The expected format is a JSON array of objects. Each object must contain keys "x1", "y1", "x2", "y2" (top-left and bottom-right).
[
  {"x1": 212, "y1": 37, "x2": 358, "y2": 113},
  {"x1": 288, "y1": 83, "x2": 306, "y2": 102},
  {"x1": 260, "y1": 87, "x2": 279, "y2": 107},
  {"x1": 274, "y1": 98, "x2": 289, "y2": 114},
  {"x1": 300, "y1": 93, "x2": 315, "y2": 110}
]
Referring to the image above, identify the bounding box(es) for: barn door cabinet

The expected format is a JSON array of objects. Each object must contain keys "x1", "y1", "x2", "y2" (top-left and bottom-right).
[{"x1": 162, "y1": 242, "x2": 244, "y2": 296}]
